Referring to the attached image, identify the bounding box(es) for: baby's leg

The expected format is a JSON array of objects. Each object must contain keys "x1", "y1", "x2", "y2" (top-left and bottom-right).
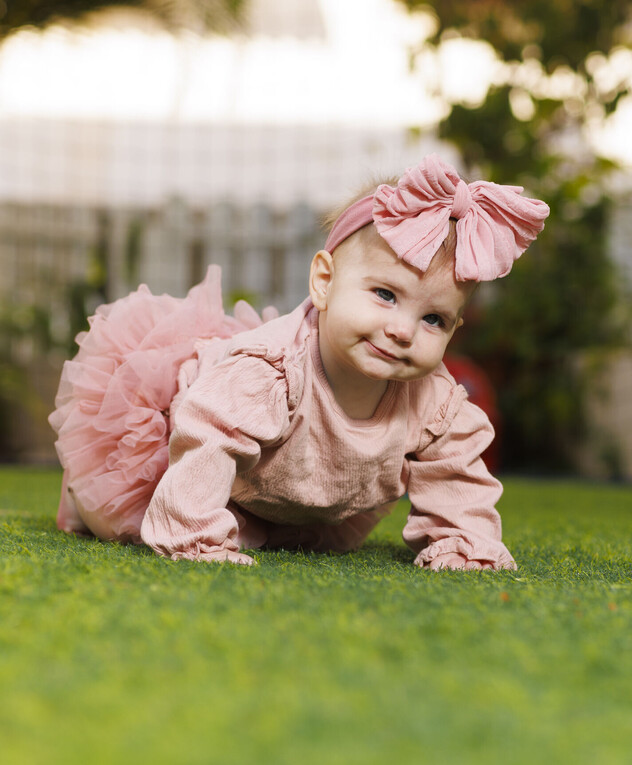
[
  {"x1": 59, "y1": 472, "x2": 144, "y2": 544},
  {"x1": 230, "y1": 503, "x2": 270, "y2": 551},
  {"x1": 56, "y1": 472, "x2": 93, "y2": 537}
]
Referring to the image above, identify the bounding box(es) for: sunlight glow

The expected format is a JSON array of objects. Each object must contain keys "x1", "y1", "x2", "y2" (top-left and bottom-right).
[
  {"x1": 0, "y1": 0, "x2": 444, "y2": 128},
  {"x1": 0, "y1": 0, "x2": 630, "y2": 166},
  {"x1": 594, "y1": 96, "x2": 632, "y2": 165},
  {"x1": 436, "y1": 38, "x2": 500, "y2": 107}
]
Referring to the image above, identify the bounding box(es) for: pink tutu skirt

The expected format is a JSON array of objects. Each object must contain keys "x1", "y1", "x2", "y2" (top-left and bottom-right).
[{"x1": 49, "y1": 266, "x2": 277, "y2": 543}]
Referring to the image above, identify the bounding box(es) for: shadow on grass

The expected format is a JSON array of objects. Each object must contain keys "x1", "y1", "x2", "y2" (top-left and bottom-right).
[
  {"x1": 5, "y1": 501, "x2": 631, "y2": 585},
  {"x1": 1, "y1": 509, "x2": 415, "y2": 572}
]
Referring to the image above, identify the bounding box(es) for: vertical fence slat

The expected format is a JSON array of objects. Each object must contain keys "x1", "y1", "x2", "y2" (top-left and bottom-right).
[{"x1": 0, "y1": 198, "x2": 327, "y2": 352}]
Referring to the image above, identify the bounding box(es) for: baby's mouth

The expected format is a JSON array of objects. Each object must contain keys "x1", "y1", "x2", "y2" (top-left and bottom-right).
[{"x1": 365, "y1": 340, "x2": 399, "y2": 361}]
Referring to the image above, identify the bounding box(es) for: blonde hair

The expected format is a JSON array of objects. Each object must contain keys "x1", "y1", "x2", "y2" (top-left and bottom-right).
[
  {"x1": 321, "y1": 175, "x2": 400, "y2": 232},
  {"x1": 433, "y1": 218, "x2": 458, "y2": 266}
]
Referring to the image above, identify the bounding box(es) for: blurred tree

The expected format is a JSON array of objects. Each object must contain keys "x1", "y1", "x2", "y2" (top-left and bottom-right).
[
  {"x1": 0, "y1": 0, "x2": 246, "y2": 39},
  {"x1": 401, "y1": 0, "x2": 632, "y2": 471}
]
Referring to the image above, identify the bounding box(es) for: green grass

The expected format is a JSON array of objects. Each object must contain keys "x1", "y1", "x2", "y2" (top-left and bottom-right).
[{"x1": 1, "y1": 467, "x2": 631, "y2": 765}]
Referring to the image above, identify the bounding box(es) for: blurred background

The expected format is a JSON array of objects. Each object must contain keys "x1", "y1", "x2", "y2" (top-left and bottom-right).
[{"x1": 0, "y1": 0, "x2": 631, "y2": 479}]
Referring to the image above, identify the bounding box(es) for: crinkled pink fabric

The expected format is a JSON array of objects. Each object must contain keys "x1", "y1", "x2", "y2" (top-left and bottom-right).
[
  {"x1": 48, "y1": 266, "x2": 277, "y2": 543},
  {"x1": 325, "y1": 153, "x2": 550, "y2": 281},
  {"x1": 141, "y1": 303, "x2": 516, "y2": 570},
  {"x1": 50, "y1": 270, "x2": 515, "y2": 570}
]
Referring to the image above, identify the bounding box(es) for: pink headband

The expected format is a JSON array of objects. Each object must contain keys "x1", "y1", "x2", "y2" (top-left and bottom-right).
[{"x1": 324, "y1": 154, "x2": 550, "y2": 281}]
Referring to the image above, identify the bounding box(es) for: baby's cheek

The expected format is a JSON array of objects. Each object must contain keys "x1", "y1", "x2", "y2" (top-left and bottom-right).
[{"x1": 416, "y1": 338, "x2": 445, "y2": 365}]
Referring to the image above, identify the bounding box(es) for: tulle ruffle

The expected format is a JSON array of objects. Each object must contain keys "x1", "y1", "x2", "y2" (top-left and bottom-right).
[{"x1": 49, "y1": 265, "x2": 276, "y2": 543}]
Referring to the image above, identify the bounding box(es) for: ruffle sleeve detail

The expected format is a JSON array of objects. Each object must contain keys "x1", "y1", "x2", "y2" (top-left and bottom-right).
[
  {"x1": 404, "y1": 391, "x2": 516, "y2": 571},
  {"x1": 141, "y1": 351, "x2": 297, "y2": 562},
  {"x1": 412, "y1": 537, "x2": 517, "y2": 571}
]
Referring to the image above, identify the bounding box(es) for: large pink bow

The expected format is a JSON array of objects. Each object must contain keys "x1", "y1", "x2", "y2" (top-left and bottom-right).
[
  {"x1": 324, "y1": 154, "x2": 550, "y2": 282},
  {"x1": 372, "y1": 154, "x2": 550, "y2": 281}
]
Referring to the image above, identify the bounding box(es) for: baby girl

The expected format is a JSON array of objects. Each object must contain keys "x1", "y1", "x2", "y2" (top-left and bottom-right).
[{"x1": 49, "y1": 154, "x2": 549, "y2": 570}]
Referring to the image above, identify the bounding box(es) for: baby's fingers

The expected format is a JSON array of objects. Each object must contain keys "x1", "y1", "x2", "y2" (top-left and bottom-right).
[
  {"x1": 464, "y1": 560, "x2": 493, "y2": 571},
  {"x1": 224, "y1": 551, "x2": 256, "y2": 566},
  {"x1": 427, "y1": 553, "x2": 467, "y2": 570},
  {"x1": 200, "y1": 549, "x2": 256, "y2": 565},
  {"x1": 425, "y1": 555, "x2": 495, "y2": 571}
]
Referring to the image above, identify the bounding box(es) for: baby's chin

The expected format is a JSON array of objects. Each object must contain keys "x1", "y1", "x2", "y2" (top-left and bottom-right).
[
  {"x1": 393, "y1": 371, "x2": 434, "y2": 383},
  {"x1": 366, "y1": 368, "x2": 435, "y2": 383},
  {"x1": 393, "y1": 361, "x2": 446, "y2": 382}
]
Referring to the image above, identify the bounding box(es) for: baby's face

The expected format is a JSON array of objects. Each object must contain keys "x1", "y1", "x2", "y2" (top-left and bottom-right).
[{"x1": 312, "y1": 228, "x2": 472, "y2": 388}]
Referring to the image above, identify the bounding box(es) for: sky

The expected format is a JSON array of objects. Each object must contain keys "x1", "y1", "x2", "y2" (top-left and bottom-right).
[
  {"x1": 0, "y1": 0, "x2": 630, "y2": 210},
  {"x1": 0, "y1": 0, "x2": 503, "y2": 128},
  {"x1": 0, "y1": 0, "x2": 629, "y2": 162}
]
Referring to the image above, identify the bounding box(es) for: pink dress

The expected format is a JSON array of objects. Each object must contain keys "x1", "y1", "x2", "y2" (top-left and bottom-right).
[
  {"x1": 48, "y1": 266, "x2": 277, "y2": 543},
  {"x1": 50, "y1": 270, "x2": 516, "y2": 570}
]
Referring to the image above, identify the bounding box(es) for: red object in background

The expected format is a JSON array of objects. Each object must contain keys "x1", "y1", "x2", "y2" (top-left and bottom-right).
[{"x1": 443, "y1": 355, "x2": 501, "y2": 473}]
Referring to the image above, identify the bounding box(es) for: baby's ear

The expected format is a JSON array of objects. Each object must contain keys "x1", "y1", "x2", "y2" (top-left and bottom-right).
[{"x1": 309, "y1": 250, "x2": 335, "y2": 310}]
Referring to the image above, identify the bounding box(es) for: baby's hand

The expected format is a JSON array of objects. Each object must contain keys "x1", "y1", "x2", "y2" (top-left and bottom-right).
[
  {"x1": 199, "y1": 549, "x2": 256, "y2": 565},
  {"x1": 423, "y1": 552, "x2": 493, "y2": 571}
]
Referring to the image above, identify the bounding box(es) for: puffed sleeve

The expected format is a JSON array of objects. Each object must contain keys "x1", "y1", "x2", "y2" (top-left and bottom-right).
[
  {"x1": 140, "y1": 350, "x2": 293, "y2": 563},
  {"x1": 403, "y1": 395, "x2": 516, "y2": 571}
]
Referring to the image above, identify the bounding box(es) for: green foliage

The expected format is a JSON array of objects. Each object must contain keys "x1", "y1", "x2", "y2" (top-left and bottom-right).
[
  {"x1": 403, "y1": 0, "x2": 632, "y2": 71},
  {"x1": 448, "y1": 122, "x2": 627, "y2": 467},
  {"x1": 0, "y1": 0, "x2": 133, "y2": 36},
  {"x1": 0, "y1": 304, "x2": 55, "y2": 445},
  {"x1": 401, "y1": 0, "x2": 632, "y2": 470},
  {"x1": 1, "y1": 468, "x2": 632, "y2": 764},
  {"x1": 0, "y1": 224, "x2": 108, "y2": 457},
  {"x1": 0, "y1": 0, "x2": 248, "y2": 39}
]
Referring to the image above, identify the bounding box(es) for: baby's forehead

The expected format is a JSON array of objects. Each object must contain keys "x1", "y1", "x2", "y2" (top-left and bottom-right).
[
  {"x1": 336, "y1": 223, "x2": 397, "y2": 267},
  {"x1": 338, "y1": 225, "x2": 474, "y2": 305},
  {"x1": 342, "y1": 225, "x2": 452, "y2": 278}
]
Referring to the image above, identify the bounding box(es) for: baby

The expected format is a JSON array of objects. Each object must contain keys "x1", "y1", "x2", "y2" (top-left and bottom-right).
[{"x1": 49, "y1": 154, "x2": 549, "y2": 570}]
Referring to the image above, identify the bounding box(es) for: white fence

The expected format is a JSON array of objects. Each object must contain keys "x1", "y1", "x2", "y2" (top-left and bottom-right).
[
  {"x1": 0, "y1": 199, "x2": 324, "y2": 362},
  {"x1": 2, "y1": 197, "x2": 632, "y2": 473},
  {"x1": 0, "y1": 199, "x2": 325, "y2": 460}
]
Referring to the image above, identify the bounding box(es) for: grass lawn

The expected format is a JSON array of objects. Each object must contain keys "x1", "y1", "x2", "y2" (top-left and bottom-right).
[{"x1": 0, "y1": 467, "x2": 631, "y2": 765}]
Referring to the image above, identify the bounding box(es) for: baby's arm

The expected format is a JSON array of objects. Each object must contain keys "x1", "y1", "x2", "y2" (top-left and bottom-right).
[
  {"x1": 141, "y1": 352, "x2": 291, "y2": 564},
  {"x1": 404, "y1": 399, "x2": 516, "y2": 571}
]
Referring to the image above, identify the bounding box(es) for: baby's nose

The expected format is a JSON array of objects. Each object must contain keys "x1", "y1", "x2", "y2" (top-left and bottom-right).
[{"x1": 385, "y1": 316, "x2": 415, "y2": 344}]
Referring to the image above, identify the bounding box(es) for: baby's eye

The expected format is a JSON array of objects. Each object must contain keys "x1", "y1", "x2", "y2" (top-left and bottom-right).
[
  {"x1": 423, "y1": 314, "x2": 444, "y2": 328},
  {"x1": 375, "y1": 288, "x2": 396, "y2": 303}
]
